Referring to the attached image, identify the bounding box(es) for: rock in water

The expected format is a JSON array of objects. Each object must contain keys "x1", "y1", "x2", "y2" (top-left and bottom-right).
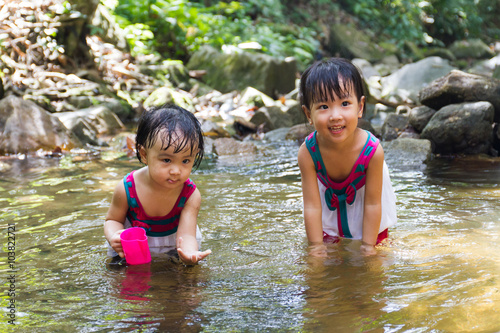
[{"x1": 0, "y1": 96, "x2": 81, "y2": 154}]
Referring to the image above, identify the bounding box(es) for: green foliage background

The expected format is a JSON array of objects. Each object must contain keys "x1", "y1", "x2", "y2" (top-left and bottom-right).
[{"x1": 103, "y1": 0, "x2": 499, "y2": 70}]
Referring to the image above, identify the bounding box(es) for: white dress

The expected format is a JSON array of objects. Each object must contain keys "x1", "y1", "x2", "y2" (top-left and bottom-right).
[
  {"x1": 305, "y1": 130, "x2": 397, "y2": 240},
  {"x1": 319, "y1": 161, "x2": 397, "y2": 239}
]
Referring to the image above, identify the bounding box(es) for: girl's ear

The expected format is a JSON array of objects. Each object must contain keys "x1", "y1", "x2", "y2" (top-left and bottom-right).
[
  {"x1": 358, "y1": 96, "x2": 365, "y2": 118},
  {"x1": 302, "y1": 105, "x2": 313, "y2": 125},
  {"x1": 138, "y1": 146, "x2": 148, "y2": 164}
]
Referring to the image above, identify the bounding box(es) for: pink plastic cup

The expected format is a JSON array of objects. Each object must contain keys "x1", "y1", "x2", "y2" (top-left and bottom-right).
[{"x1": 120, "y1": 227, "x2": 151, "y2": 265}]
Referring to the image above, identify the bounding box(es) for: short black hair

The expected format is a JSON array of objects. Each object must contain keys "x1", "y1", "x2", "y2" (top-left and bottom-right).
[
  {"x1": 299, "y1": 57, "x2": 365, "y2": 110},
  {"x1": 135, "y1": 104, "x2": 204, "y2": 169}
]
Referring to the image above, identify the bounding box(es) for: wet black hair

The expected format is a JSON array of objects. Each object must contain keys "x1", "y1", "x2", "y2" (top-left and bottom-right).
[
  {"x1": 299, "y1": 57, "x2": 365, "y2": 111},
  {"x1": 135, "y1": 104, "x2": 204, "y2": 169}
]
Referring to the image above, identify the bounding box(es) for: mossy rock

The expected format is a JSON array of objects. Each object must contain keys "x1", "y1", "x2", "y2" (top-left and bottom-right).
[
  {"x1": 143, "y1": 87, "x2": 194, "y2": 112},
  {"x1": 326, "y1": 24, "x2": 386, "y2": 62},
  {"x1": 140, "y1": 60, "x2": 191, "y2": 90},
  {"x1": 449, "y1": 39, "x2": 495, "y2": 60},
  {"x1": 187, "y1": 46, "x2": 296, "y2": 98},
  {"x1": 423, "y1": 47, "x2": 456, "y2": 62}
]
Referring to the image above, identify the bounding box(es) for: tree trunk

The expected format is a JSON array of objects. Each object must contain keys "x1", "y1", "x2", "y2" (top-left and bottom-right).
[{"x1": 58, "y1": 0, "x2": 100, "y2": 63}]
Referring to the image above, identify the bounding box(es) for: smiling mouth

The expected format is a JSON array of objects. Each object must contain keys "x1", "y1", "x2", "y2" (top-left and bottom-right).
[{"x1": 329, "y1": 125, "x2": 344, "y2": 132}]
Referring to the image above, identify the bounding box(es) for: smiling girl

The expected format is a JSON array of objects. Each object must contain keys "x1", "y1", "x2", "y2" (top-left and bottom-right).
[{"x1": 298, "y1": 58, "x2": 397, "y2": 256}]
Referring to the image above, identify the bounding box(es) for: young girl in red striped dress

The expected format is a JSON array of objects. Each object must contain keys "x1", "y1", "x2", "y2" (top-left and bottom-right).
[{"x1": 104, "y1": 105, "x2": 211, "y2": 264}]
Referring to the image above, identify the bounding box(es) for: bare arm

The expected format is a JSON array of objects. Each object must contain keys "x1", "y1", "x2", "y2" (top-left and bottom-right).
[
  {"x1": 298, "y1": 144, "x2": 325, "y2": 255},
  {"x1": 176, "y1": 188, "x2": 211, "y2": 264},
  {"x1": 104, "y1": 181, "x2": 128, "y2": 257},
  {"x1": 361, "y1": 145, "x2": 384, "y2": 256}
]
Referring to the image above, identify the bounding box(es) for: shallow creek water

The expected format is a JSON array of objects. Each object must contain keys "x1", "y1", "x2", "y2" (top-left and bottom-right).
[{"x1": 1, "y1": 140, "x2": 499, "y2": 332}]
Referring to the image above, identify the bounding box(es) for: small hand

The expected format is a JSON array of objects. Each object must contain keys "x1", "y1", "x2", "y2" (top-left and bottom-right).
[
  {"x1": 360, "y1": 243, "x2": 377, "y2": 256},
  {"x1": 177, "y1": 237, "x2": 212, "y2": 265},
  {"x1": 109, "y1": 229, "x2": 125, "y2": 258},
  {"x1": 308, "y1": 243, "x2": 327, "y2": 258}
]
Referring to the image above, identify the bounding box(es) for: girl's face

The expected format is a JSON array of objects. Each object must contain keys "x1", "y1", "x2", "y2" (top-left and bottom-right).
[
  {"x1": 303, "y1": 83, "x2": 364, "y2": 145},
  {"x1": 139, "y1": 131, "x2": 198, "y2": 190}
]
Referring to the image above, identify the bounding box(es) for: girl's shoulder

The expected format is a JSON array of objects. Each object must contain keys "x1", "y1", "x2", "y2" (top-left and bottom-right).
[
  {"x1": 128, "y1": 166, "x2": 147, "y2": 183},
  {"x1": 298, "y1": 141, "x2": 313, "y2": 164},
  {"x1": 303, "y1": 131, "x2": 316, "y2": 147}
]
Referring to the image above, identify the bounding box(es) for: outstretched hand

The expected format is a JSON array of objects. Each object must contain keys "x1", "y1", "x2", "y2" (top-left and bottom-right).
[{"x1": 177, "y1": 237, "x2": 212, "y2": 265}]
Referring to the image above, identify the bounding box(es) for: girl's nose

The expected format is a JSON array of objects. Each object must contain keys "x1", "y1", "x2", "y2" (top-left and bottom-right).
[
  {"x1": 170, "y1": 165, "x2": 181, "y2": 174},
  {"x1": 329, "y1": 108, "x2": 341, "y2": 120}
]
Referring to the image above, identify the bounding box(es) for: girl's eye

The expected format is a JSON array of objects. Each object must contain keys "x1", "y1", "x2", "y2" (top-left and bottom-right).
[
  {"x1": 163, "y1": 159, "x2": 171, "y2": 163},
  {"x1": 341, "y1": 101, "x2": 350, "y2": 107},
  {"x1": 182, "y1": 159, "x2": 191, "y2": 164},
  {"x1": 318, "y1": 104, "x2": 328, "y2": 110}
]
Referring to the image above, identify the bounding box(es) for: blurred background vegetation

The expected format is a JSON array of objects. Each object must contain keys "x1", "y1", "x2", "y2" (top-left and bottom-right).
[{"x1": 97, "y1": 0, "x2": 500, "y2": 70}]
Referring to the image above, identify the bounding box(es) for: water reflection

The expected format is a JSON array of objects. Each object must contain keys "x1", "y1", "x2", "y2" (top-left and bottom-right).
[
  {"x1": 104, "y1": 261, "x2": 206, "y2": 332},
  {"x1": 303, "y1": 243, "x2": 390, "y2": 333},
  {"x1": 0, "y1": 141, "x2": 499, "y2": 332}
]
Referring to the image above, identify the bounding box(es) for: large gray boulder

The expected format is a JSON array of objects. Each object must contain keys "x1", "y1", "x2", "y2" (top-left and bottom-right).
[
  {"x1": 187, "y1": 46, "x2": 296, "y2": 98},
  {"x1": 0, "y1": 95, "x2": 81, "y2": 153},
  {"x1": 383, "y1": 138, "x2": 432, "y2": 170},
  {"x1": 418, "y1": 70, "x2": 500, "y2": 122},
  {"x1": 53, "y1": 106, "x2": 124, "y2": 146},
  {"x1": 409, "y1": 105, "x2": 436, "y2": 132},
  {"x1": 380, "y1": 57, "x2": 455, "y2": 104},
  {"x1": 420, "y1": 101, "x2": 495, "y2": 155}
]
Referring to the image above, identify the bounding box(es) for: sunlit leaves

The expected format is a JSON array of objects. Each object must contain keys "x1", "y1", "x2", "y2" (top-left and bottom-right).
[{"x1": 104, "y1": 0, "x2": 317, "y2": 69}]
